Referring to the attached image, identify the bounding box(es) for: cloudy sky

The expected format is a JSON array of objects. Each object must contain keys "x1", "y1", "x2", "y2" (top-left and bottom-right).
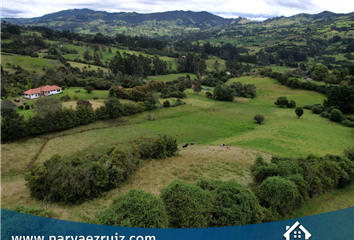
[{"x1": 1, "y1": 0, "x2": 353, "y2": 20}]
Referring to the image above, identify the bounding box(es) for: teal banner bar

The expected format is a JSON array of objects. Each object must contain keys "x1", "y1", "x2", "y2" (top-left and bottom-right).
[{"x1": 2, "y1": 207, "x2": 354, "y2": 240}]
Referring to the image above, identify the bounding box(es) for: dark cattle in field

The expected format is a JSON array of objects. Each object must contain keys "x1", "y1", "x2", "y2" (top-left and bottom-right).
[
  {"x1": 220, "y1": 143, "x2": 226, "y2": 146},
  {"x1": 191, "y1": 142, "x2": 194, "y2": 145},
  {"x1": 183, "y1": 143, "x2": 188, "y2": 148}
]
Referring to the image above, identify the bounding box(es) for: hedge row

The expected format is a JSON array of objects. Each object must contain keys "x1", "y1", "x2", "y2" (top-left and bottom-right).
[
  {"x1": 1, "y1": 98, "x2": 153, "y2": 141},
  {"x1": 251, "y1": 153, "x2": 354, "y2": 220},
  {"x1": 25, "y1": 135, "x2": 179, "y2": 204}
]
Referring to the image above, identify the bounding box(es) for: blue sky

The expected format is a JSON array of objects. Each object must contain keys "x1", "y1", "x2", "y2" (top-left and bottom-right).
[{"x1": 1, "y1": 0, "x2": 353, "y2": 20}]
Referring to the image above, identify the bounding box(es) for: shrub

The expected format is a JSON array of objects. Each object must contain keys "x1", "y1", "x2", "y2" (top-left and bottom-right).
[
  {"x1": 287, "y1": 100, "x2": 296, "y2": 108},
  {"x1": 321, "y1": 112, "x2": 330, "y2": 118},
  {"x1": 18, "y1": 105, "x2": 24, "y2": 110},
  {"x1": 25, "y1": 105, "x2": 30, "y2": 110},
  {"x1": 344, "y1": 147, "x2": 354, "y2": 161},
  {"x1": 255, "y1": 176, "x2": 300, "y2": 218},
  {"x1": 93, "y1": 96, "x2": 99, "y2": 100},
  {"x1": 252, "y1": 163, "x2": 279, "y2": 185},
  {"x1": 99, "y1": 189, "x2": 169, "y2": 228},
  {"x1": 122, "y1": 103, "x2": 138, "y2": 116},
  {"x1": 1, "y1": 100, "x2": 16, "y2": 108},
  {"x1": 274, "y1": 96, "x2": 288, "y2": 108},
  {"x1": 84, "y1": 86, "x2": 94, "y2": 93},
  {"x1": 136, "y1": 102, "x2": 146, "y2": 112},
  {"x1": 76, "y1": 100, "x2": 93, "y2": 109},
  {"x1": 74, "y1": 95, "x2": 78, "y2": 101},
  {"x1": 254, "y1": 114, "x2": 265, "y2": 124},
  {"x1": 330, "y1": 109, "x2": 343, "y2": 122},
  {"x1": 160, "y1": 180, "x2": 214, "y2": 228},
  {"x1": 60, "y1": 95, "x2": 71, "y2": 102},
  {"x1": 341, "y1": 120, "x2": 354, "y2": 128},
  {"x1": 211, "y1": 180, "x2": 264, "y2": 227},
  {"x1": 163, "y1": 100, "x2": 170, "y2": 108},
  {"x1": 133, "y1": 135, "x2": 178, "y2": 160},
  {"x1": 312, "y1": 105, "x2": 325, "y2": 114},
  {"x1": 95, "y1": 106, "x2": 109, "y2": 119},
  {"x1": 205, "y1": 92, "x2": 213, "y2": 98},
  {"x1": 295, "y1": 107, "x2": 303, "y2": 118},
  {"x1": 25, "y1": 150, "x2": 132, "y2": 203}
]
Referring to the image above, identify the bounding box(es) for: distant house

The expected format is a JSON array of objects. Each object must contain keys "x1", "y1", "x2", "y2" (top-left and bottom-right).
[{"x1": 23, "y1": 85, "x2": 62, "y2": 99}]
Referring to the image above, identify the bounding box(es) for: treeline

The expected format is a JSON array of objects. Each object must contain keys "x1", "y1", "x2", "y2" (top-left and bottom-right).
[
  {"x1": 25, "y1": 135, "x2": 178, "y2": 203},
  {"x1": 85, "y1": 150, "x2": 354, "y2": 227},
  {"x1": 251, "y1": 152, "x2": 354, "y2": 220},
  {"x1": 1, "y1": 97, "x2": 153, "y2": 141},
  {"x1": 109, "y1": 80, "x2": 166, "y2": 102},
  {"x1": 108, "y1": 52, "x2": 170, "y2": 78}
]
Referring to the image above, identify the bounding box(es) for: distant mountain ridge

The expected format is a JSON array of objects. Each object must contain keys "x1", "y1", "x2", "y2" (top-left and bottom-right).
[
  {"x1": 3, "y1": 9, "x2": 354, "y2": 38},
  {"x1": 4, "y1": 8, "x2": 232, "y2": 25}
]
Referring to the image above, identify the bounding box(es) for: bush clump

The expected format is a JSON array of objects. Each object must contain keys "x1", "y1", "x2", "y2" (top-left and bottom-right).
[
  {"x1": 25, "y1": 136, "x2": 177, "y2": 204},
  {"x1": 330, "y1": 109, "x2": 343, "y2": 122},
  {"x1": 254, "y1": 114, "x2": 265, "y2": 124},
  {"x1": 160, "y1": 180, "x2": 214, "y2": 228},
  {"x1": 211, "y1": 180, "x2": 264, "y2": 227},
  {"x1": 133, "y1": 135, "x2": 179, "y2": 160},
  {"x1": 163, "y1": 100, "x2": 170, "y2": 108},
  {"x1": 99, "y1": 189, "x2": 169, "y2": 228},
  {"x1": 255, "y1": 176, "x2": 300, "y2": 218}
]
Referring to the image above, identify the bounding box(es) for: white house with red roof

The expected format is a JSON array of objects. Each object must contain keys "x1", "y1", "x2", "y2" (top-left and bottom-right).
[{"x1": 23, "y1": 85, "x2": 62, "y2": 99}]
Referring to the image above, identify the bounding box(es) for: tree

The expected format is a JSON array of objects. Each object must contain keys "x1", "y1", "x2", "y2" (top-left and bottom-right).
[
  {"x1": 161, "y1": 180, "x2": 214, "y2": 228},
  {"x1": 274, "y1": 96, "x2": 289, "y2": 108},
  {"x1": 295, "y1": 107, "x2": 304, "y2": 118},
  {"x1": 93, "y1": 51, "x2": 100, "y2": 65},
  {"x1": 255, "y1": 176, "x2": 300, "y2": 218},
  {"x1": 25, "y1": 77, "x2": 31, "y2": 90},
  {"x1": 213, "y1": 60, "x2": 220, "y2": 72},
  {"x1": 163, "y1": 100, "x2": 170, "y2": 108},
  {"x1": 99, "y1": 188, "x2": 169, "y2": 228},
  {"x1": 83, "y1": 49, "x2": 92, "y2": 61},
  {"x1": 314, "y1": 64, "x2": 329, "y2": 81},
  {"x1": 330, "y1": 109, "x2": 343, "y2": 123},
  {"x1": 1, "y1": 86, "x2": 8, "y2": 98},
  {"x1": 194, "y1": 83, "x2": 202, "y2": 93},
  {"x1": 1, "y1": 107, "x2": 26, "y2": 140},
  {"x1": 254, "y1": 114, "x2": 265, "y2": 124},
  {"x1": 213, "y1": 84, "x2": 235, "y2": 101},
  {"x1": 34, "y1": 97, "x2": 62, "y2": 119},
  {"x1": 104, "y1": 96, "x2": 123, "y2": 118},
  {"x1": 1, "y1": 100, "x2": 15, "y2": 108},
  {"x1": 325, "y1": 85, "x2": 354, "y2": 114},
  {"x1": 211, "y1": 180, "x2": 264, "y2": 227},
  {"x1": 84, "y1": 86, "x2": 94, "y2": 93},
  {"x1": 76, "y1": 100, "x2": 93, "y2": 109},
  {"x1": 287, "y1": 100, "x2": 296, "y2": 108}
]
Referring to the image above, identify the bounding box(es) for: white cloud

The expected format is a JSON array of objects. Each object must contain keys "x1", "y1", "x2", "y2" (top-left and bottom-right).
[{"x1": 1, "y1": 0, "x2": 353, "y2": 19}]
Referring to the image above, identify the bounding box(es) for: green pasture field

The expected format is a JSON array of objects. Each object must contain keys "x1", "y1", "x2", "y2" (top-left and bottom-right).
[
  {"x1": 68, "y1": 61, "x2": 110, "y2": 72},
  {"x1": 148, "y1": 73, "x2": 197, "y2": 82},
  {"x1": 1, "y1": 54, "x2": 64, "y2": 75},
  {"x1": 1, "y1": 74, "x2": 353, "y2": 222}
]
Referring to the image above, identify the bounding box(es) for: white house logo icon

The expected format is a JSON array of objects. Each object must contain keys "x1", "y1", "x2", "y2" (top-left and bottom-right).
[{"x1": 283, "y1": 221, "x2": 312, "y2": 240}]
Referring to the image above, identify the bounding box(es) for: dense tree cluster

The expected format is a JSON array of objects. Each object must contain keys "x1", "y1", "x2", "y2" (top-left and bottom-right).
[{"x1": 25, "y1": 135, "x2": 179, "y2": 203}]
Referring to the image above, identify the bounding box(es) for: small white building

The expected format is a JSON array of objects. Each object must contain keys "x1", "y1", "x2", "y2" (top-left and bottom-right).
[{"x1": 23, "y1": 85, "x2": 62, "y2": 99}]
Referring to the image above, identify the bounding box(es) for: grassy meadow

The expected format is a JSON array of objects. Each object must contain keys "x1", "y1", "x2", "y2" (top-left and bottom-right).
[{"x1": 1, "y1": 74, "x2": 354, "y2": 223}]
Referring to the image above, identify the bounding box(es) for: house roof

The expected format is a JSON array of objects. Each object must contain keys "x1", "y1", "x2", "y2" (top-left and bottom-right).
[{"x1": 23, "y1": 85, "x2": 61, "y2": 95}]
